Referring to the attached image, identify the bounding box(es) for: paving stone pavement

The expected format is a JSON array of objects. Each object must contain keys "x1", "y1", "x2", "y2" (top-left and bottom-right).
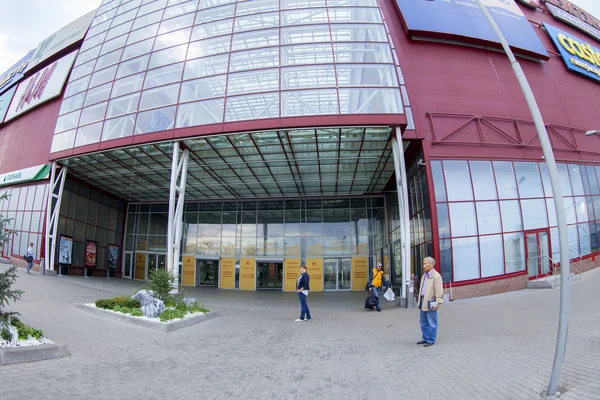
[{"x1": 1, "y1": 266, "x2": 599, "y2": 400}]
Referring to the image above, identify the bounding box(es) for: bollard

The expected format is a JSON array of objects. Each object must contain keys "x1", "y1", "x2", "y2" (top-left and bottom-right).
[{"x1": 40, "y1": 258, "x2": 45, "y2": 276}]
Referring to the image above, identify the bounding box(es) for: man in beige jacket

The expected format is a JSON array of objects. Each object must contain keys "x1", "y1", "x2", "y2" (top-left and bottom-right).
[{"x1": 416, "y1": 257, "x2": 444, "y2": 347}]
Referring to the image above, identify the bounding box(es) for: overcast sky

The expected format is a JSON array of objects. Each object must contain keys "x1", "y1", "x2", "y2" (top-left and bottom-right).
[{"x1": 0, "y1": 0, "x2": 599, "y2": 75}]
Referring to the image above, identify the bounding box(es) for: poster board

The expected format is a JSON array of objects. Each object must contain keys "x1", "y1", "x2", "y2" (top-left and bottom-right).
[
  {"x1": 181, "y1": 256, "x2": 195, "y2": 286},
  {"x1": 306, "y1": 258, "x2": 323, "y2": 292},
  {"x1": 134, "y1": 253, "x2": 146, "y2": 280},
  {"x1": 284, "y1": 258, "x2": 301, "y2": 291},
  {"x1": 84, "y1": 240, "x2": 98, "y2": 268},
  {"x1": 107, "y1": 244, "x2": 119, "y2": 269},
  {"x1": 58, "y1": 234, "x2": 73, "y2": 266},
  {"x1": 352, "y1": 256, "x2": 369, "y2": 291},
  {"x1": 220, "y1": 257, "x2": 235, "y2": 289},
  {"x1": 239, "y1": 257, "x2": 255, "y2": 290}
]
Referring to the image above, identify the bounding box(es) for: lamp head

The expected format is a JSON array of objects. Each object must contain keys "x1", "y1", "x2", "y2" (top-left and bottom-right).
[{"x1": 585, "y1": 130, "x2": 600, "y2": 136}]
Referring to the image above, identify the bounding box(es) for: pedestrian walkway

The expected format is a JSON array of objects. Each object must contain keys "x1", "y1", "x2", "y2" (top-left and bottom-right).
[{"x1": 1, "y1": 266, "x2": 599, "y2": 400}]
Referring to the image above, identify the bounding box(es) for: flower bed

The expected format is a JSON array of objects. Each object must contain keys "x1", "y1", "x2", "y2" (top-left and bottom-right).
[
  {"x1": 0, "y1": 316, "x2": 53, "y2": 349},
  {"x1": 93, "y1": 295, "x2": 211, "y2": 323}
]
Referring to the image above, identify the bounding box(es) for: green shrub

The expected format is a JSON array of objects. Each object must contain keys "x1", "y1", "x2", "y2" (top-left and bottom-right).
[
  {"x1": 113, "y1": 305, "x2": 143, "y2": 317},
  {"x1": 9, "y1": 317, "x2": 43, "y2": 340},
  {"x1": 159, "y1": 308, "x2": 185, "y2": 322},
  {"x1": 175, "y1": 301, "x2": 188, "y2": 313},
  {"x1": 0, "y1": 266, "x2": 24, "y2": 321},
  {"x1": 96, "y1": 296, "x2": 140, "y2": 310},
  {"x1": 1, "y1": 326, "x2": 12, "y2": 342},
  {"x1": 144, "y1": 268, "x2": 175, "y2": 302},
  {"x1": 187, "y1": 301, "x2": 210, "y2": 314}
]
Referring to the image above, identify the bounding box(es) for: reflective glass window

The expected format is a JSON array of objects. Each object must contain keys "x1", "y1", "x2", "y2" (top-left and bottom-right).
[
  {"x1": 585, "y1": 165, "x2": 600, "y2": 194},
  {"x1": 281, "y1": 25, "x2": 330, "y2": 44},
  {"x1": 328, "y1": 0, "x2": 377, "y2": 5},
  {"x1": 122, "y1": 38, "x2": 155, "y2": 61},
  {"x1": 452, "y1": 237, "x2": 480, "y2": 281},
  {"x1": 180, "y1": 75, "x2": 226, "y2": 102},
  {"x1": 87, "y1": 19, "x2": 111, "y2": 39},
  {"x1": 107, "y1": 93, "x2": 141, "y2": 118},
  {"x1": 70, "y1": 60, "x2": 96, "y2": 81},
  {"x1": 194, "y1": 4, "x2": 235, "y2": 24},
  {"x1": 148, "y1": 44, "x2": 188, "y2": 68},
  {"x1": 476, "y1": 201, "x2": 501, "y2": 235},
  {"x1": 106, "y1": 20, "x2": 134, "y2": 41},
  {"x1": 575, "y1": 197, "x2": 589, "y2": 223},
  {"x1": 60, "y1": 93, "x2": 85, "y2": 115},
  {"x1": 132, "y1": 10, "x2": 164, "y2": 30},
  {"x1": 188, "y1": 36, "x2": 231, "y2": 58},
  {"x1": 95, "y1": 49, "x2": 123, "y2": 71},
  {"x1": 177, "y1": 98, "x2": 225, "y2": 127},
  {"x1": 229, "y1": 47, "x2": 279, "y2": 72},
  {"x1": 443, "y1": 161, "x2": 473, "y2": 201},
  {"x1": 75, "y1": 122, "x2": 103, "y2": 147},
  {"x1": 139, "y1": 83, "x2": 180, "y2": 110},
  {"x1": 338, "y1": 88, "x2": 402, "y2": 114},
  {"x1": 480, "y1": 235, "x2": 504, "y2": 278},
  {"x1": 331, "y1": 24, "x2": 386, "y2": 42},
  {"x1": 235, "y1": 0, "x2": 278, "y2": 15},
  {"x1": 127, "y1": 23, "x2": 160, "y2": 45},
  {"x1": 117, "y1": 0, "x2": 142, "y2": 15},
  {"x1": 100, "y1": 34, "x2": 128, "y2": 56},
  {"x1": 232, "y1": 29, "x2": 279, "y2": 50},
  {"x1": 116, "y1": 55, "x2": 150, "y2": 79},
  {"x1": 191, "y1": 19, "x2": 233, "y2": 41},
  {"x1": 514, "y1": 162, "x2": 544, "y2": 198},
  {"x1": 469, "y1": 161, "x2": 497, "y2": 200},
  {"x1": 158, "y1": 13, "x2": 195, "y2": 34},
  {"x1": 111, "y1": 8, "x2": 138, "y2": 27},
  {"x1": 521, "y1": 199, "x2": 548, "y2": 230},
  {"x1": 227, "y1": 69, "x2": 279, "y2": 95},
  {"x1": 493, "y1": 161, "x2": 518, "y2": 199},
  {"x1": 89, "y1": 65, "x2": 118, "y2": 88},
  {"x1": 234, "y1": 12, "x2": 279, "y2": 33},
  {"x1": 282, "y1": 65, "x2": 336, "y2": 89},
  {"x1": 102, "y1": 114, "x2": 136, "y2": 141},
  {"x1": 333, "y1": 42, "x2": 392, "y2": 63},
  {"x1": 51, "y1": 130, "x2": 76, "y2": 152},
  {"x1": 135, "y1": 106, "x2": 176, "y2": 134},
  {"x1": 500, "y1": 200, "x2": 523, "y2": 232},
  {"x1": 281, "y1": 8, "x2": 327, "y2": 26},
  {"x1": 80, "y1": 31, "x2": 107, "y2": 53},
  {"x1": 79, "y1": 102, "x2": 108, "y2": 126},
  {"x1": 138, "y1": 0, "x2": 168, "y2": 17},
  {"x1": 564, "y1": 197, "x2": 577, "y2": 225},
  {"x1": 430, "y1": 160, "x2": 446, "y2": 202},
  {"x1": 580, "y1": 164, "x2": 591, "y2": 195},
  {"x1": 154, "y1": 28, "x2": 192, "y2": 51},
  {"x1": 436, "y1": 203, "x2": 450, "y2": 238},
  {"x1": 336, "y1": 64, "x2": 398, "y2": 86},
  {"x1": 539, "y1": 163, "x2": 553, "y2": 197},
  {"x1": 449, "y1": 202, "x2": 477, "y2": 237},
  {"x1": 111, "y1": 72, "x2": 145, "y2": 98},
  {"x1": 280, "y1": 44, "x2": 333, "y2": 65},
  {"x1": 281, "y1": 0, "x2": 326, "y2": 9},
  {"x1": 144, "y1": 63, "x2": 184, "y2": 89},
  {"x1": 504, "y1": 232, "x2": 525, "y2": 273},
  {"x1": 55, "y1": 110, "x2": 81, "y2": 133},
  {"x1": 568, "y1": 164, "x2": 585, "y2": 196},
  {"x1": 76, "y1": 46, "x2": 101, "y2": 66},
  {"x1": 164, "y1": 1, "x2": 198, "y2": 19},
  {"x1": 281, "y1": 89, "x2": 338, "y2": 116},
  {"x1": 84, "y1": 83, "x2": 113, "y2": 107},
  {"x1": 183, "y1": 54, "x2": 229, "y2": 79},
  {"x1": 328, "y1": 7, "x2": 382, "y2": 23},
  {"x1": 225, "y1": 93, "x2": 279, "y2": 122},
  {"x1": 579, "y1": 223, "x2": 591, "y2": 255}
]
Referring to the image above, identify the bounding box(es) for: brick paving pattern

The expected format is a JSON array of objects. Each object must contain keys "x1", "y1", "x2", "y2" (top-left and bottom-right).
[{"x1": 1, "y1": 266, "x2": 599, "y2": 400}]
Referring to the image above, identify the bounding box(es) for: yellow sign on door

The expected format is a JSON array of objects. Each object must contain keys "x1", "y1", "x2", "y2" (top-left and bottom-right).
[
  {"x1": 181, "y1": 256, "x2": 195, "y2": 286},
  {"x1": 239, "y1": 258, "x2": 255, "y2": 290},
  {"x1": 134, "y1": 253, "x2": 146, "y2": 280},
  {"x1": 306, "y1": 258, "x2": 323, "y2": 292},
  {"x1": 284, "y1": 258, "x2": 301, "y2": 291},
  {"x1": 352, "y1": 256, "x2": 369, "y2": 291},
  {"x1": 220, "y1": 257, "x2": 235, "y2": 289}
]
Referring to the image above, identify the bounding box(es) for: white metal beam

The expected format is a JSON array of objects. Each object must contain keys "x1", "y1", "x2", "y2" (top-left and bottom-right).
[
  {"x1": 44, "y1": 162, "x2": 68, "y2": 275},
  {"x1": 167, "y1": 141, "x2": 190, "y2": 293}
]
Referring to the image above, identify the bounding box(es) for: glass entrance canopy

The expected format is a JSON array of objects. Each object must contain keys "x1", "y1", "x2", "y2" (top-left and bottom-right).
[{"x1": 61, "y1": 126, "x2": 395, "y2": 202}]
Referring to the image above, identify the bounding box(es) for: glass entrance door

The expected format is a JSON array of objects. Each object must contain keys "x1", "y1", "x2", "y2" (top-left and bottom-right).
[
  {"x1": 256, "y1": 262, "x2": 283, "y2": 289},
  {"x1": 526, "y1": 230, "x2": 551, "y2": 280},
  {"x1": 146, "y1": 253, "x2": 166, "y2": 279},
  {"x1": 123, "y1": 252, "x2": 133, "y2": 278},
  {"x1": 323, "y1": 258, "x2": 352, "y2": 290},
  {"x1": 196, "y1": 259, "x2": 219, "y2": 286}
]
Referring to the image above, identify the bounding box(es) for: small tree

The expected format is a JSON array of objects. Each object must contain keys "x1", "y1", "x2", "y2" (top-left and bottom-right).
[
  {"x1": 144, "y1": 268, "x2": 175, "y2": 302},
  {"x1": 0, "y1": 191, "x2": 22, "y2": 323},
  {"x1": 0, "y1": 192, "x2": 15, "y2": 254}
]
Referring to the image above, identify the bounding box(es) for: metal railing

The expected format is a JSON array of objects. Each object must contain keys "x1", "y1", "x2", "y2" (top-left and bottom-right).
[
  {"x1": 533, "y1": 252, "x2": 583, "y2": 287},
  {"x1": 569, "y1": 250, "x2": 583, "y2": 283}
]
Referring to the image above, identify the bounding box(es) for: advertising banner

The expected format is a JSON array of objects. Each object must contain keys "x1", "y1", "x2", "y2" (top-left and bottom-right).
[
  {"x1": 107, "y1": 244, "x2": 119, "y2": 269},
  {"x1": 220, "y1": 257, "x2": 235, "y2": 289},
  {"x1": 84, "y1": 240, "x2": 98, "y2": 268},
  {"x1": 58, "y1": 235, "x2": 73, "y2": 265},
  {"x1": 516, "y1": 0, "x2": 540, "y2": 8},
  {"x1": 0, "y1": 164, "x2": 51, "y2": 187},
  {"x1": 181, "y1": 256, "x2": 195, "y2": 286},
  {"x1": 351, "y1": 257, "x2": 370, "y2": 291},
  {"x1": 395, "y1": 0, "x2": 549, "y2": 59},
  {"x1": 545, "y1": 23, "x2": 600, "y2": 83},
  {"x1": 306, "y1": 258, "x2": 323, "y2": 292},
  {"x1": 4, "y1": 51, "x2": 78, "y2": 122},
  {"x1": 0, "y1": 86, "x2": 16, "y2": 123},
  {"x1": 25, "y1": 10, "x2": 95, "y2": 74},
  {"x1": 0, "y1": 50, "x2": 35, "y2": 94},
  {"x1": 239, "y1": 257, "x2": 255, "y2": 290},
  {"x1": 545, "y1": 2, "x2": 600, "y2": 43},
  {"x1": 134, "y1": 253, "x2": 146, "y2": 280},
  {"x1": 284, "y1": 258, "x2": 301, "y2": 291}
]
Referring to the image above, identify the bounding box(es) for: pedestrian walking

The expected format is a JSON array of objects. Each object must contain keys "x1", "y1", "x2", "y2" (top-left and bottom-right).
[
  {"x1": 26, "y1": 243, "x2": 34, "y2": 274},
  {"x1": 416, "y1": 257, "x2": 444, "y2": 347},
  {"x1": 367, "y1": 262, "x2": 391, "y2": 311},
  {"x1": 295, "y1": 264, "x2": 311, "y2": 321}
]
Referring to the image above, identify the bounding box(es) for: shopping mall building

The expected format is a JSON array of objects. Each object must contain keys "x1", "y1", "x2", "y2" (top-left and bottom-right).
[{"x1": 1, "y1": 0, "x2": 600, "y2": 302}]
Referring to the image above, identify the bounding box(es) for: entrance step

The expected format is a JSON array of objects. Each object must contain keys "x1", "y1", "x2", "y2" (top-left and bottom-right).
[{"x1": 528, "y1": 273, "x2": 579, "y2": 289}]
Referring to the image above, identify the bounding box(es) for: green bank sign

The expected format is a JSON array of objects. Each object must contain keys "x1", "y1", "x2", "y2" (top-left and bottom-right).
[{"x1": 0, "y1": 164, "x2": 51, "y2": 187}]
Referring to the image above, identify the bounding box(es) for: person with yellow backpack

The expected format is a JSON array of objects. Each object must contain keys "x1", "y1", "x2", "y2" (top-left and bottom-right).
[{"x1": 367, "y1": 262, "x2": 391, "y2": 312}]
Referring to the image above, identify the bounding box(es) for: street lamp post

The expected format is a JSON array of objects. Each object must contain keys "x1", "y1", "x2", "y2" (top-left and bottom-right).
[{"x1": 473, "y1": 0, "x2": 571, "y2": 396}]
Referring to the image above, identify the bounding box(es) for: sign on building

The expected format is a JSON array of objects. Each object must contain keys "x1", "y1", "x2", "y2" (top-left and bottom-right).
[{"x1": 545, "y1": 23, "x2": 600, "y2": 83}]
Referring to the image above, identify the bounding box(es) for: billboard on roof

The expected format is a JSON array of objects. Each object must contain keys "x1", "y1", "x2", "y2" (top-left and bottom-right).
[
  {"x1": 395, "y1": 0, "x2": 549, "y2": 60},
  {"x1": 0, "y1": 49, "x2": 35, "y2": 94}
]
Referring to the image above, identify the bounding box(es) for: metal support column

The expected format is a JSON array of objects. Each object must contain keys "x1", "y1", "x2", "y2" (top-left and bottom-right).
[
  {"x1": 44, "y1": 162, "x2": 68, "y2": 275},
  {"x1": 392, "y1": 130, "x2": 412, "y2": 308},
  {"x1": 167, "y1": 141, "x2": 190, "y2": 294}
]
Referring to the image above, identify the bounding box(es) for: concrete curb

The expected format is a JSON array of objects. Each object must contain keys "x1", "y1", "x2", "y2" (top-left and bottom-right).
[
  {"x1": 0, "y1": 343, "x2": 70, "y2": 365},
  {"x1": 76, "y1": 304, "x2": 220, "y2": 332}
]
